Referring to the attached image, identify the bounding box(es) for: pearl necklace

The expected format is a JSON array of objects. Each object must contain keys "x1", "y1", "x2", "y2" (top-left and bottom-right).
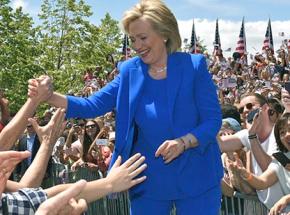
[{"x1": 150, "y1": 66, "x2": 167, "y2": 74}]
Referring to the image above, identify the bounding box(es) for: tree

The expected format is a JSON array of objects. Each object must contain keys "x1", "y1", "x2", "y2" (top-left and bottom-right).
[
  {"x1": 0, "y1": 0, "x2": 43, "y2": 113},
  {"x1": 38, "y1": 0, "x2": 122, "y2": 94}
]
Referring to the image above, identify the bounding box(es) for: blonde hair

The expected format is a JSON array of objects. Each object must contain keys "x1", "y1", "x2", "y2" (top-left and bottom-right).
[{"x1": 122, "y1": 0, "x2": 181, "y2": 54}]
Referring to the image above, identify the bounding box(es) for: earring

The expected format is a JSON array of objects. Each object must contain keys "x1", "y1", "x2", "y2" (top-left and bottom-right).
[{"x1": 164, "y1": 39, "x2": 167, "y2": 43}]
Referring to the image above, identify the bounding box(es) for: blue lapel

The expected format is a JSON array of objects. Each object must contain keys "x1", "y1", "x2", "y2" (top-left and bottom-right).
[
  {"x1": 166, "y1": 54, "x2": 183, "y2": 121},
  {"x1": 126, "y1": 60, "x2": 146, "y2": 138}
]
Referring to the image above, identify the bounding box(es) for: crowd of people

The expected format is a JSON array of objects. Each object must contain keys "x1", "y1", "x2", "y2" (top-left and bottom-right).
[{"x1": 1, "y1": 0, "x2": 290, "y2": 214}]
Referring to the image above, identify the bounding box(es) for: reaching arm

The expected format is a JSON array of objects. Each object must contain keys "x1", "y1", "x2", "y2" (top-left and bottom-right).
[
  {"x1": 47, "y1": 92, "x2": 67, "y2": 109},
  {"x1": 217, "y1": 135, "x2": 244, "y2": 152},
  {"x1": 45, "y1": 154, "x2": 147, "y2": 203},
  {"x1": 0, "y1": 98, "x2": 39, "y2": 151},
  {"x1": 5, "y1": 108, "x2": 65, "y2": 191},
  {"x1": 0, "y1": 95, "x2": 10, "y2": 125},
  {"x1": 236, "y1": 161, "x2": 278, "y2": 190},
  {"x1": 0, "y1": 77, "x2": 52, "y2": 151}
]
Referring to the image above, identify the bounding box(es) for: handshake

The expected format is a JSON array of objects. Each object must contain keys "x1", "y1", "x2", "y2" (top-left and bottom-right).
[{"x1": 28, "y1": 75, "x2": 54, "y2": 103}]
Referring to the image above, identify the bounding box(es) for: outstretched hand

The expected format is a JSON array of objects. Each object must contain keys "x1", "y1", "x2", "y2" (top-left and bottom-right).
[
  {"x1": 0, "y1": 151, "x2": 31, "y2": 197},
  {"x1": 28, "y1": 75, "x2": 53, "y2": 103},
  {"x1": 35, "y1": 180, "x2": 88, "y2": 215},
  {"x1": 29, "y1": 108, "x2": 66, "y2": 146},
  {"x1": 106, "y1": 153, "x2": 147, "y2": 193},
  {"x1": 227, "y1": 153, "x2": 249, "y2": 179}
]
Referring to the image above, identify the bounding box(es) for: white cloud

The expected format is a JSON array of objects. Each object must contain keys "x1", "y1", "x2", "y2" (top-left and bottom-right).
[
  {"x1": 178, "y1": 19, "x2": 290, "y2": 58},
  {"x1": 184, "y1": 0, "x2": 245, "y2": 17},
  {"x1": 11, "y1": 0, "x2": 27, "y2": 10}
]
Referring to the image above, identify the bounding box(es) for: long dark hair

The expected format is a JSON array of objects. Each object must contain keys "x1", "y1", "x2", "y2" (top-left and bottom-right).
[
  {"x1": 82, "y1": 120, "x2": 100, "y2": 161},
  {"x1": 274, "y1": 113, "x2": 290, "y2": 153}
]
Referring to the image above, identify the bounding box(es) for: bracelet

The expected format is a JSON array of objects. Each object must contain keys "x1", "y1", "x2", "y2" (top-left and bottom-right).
[
  {"x1": 179, "y1": 138, "x2": 186, "y2": 152},
  {"x1": 248, "y1": 133, "x2": 258, "y2": 140}
]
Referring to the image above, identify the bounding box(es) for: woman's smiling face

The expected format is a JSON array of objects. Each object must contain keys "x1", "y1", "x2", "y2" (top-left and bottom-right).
[{"x1": 128, "y1": 17, "x2": 167, "y2": 67}]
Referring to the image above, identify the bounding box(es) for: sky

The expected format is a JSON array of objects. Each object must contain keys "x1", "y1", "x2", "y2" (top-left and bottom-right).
[{"x1": 11, "y1": 0, "x2": 290, "y2": 57}]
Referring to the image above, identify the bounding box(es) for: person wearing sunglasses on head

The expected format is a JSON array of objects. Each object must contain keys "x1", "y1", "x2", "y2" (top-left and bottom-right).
[{"x1": 218, "y1": 93, "x2": 285, "y2": 210}]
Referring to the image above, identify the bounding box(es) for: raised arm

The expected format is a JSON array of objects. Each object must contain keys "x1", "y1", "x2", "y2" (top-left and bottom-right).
[
  {"x1": 0, "y1": 92, "x2": 10, "y2": 125},
  {"x1": 248, "y1": 108, "x2": 273, "y2": 171},
  {"x1": 5, "y1": 108, "x2": 65, "y2": 191},
  {"x1": 0, "y1": 77, "x2": 52, "y2": 151}
]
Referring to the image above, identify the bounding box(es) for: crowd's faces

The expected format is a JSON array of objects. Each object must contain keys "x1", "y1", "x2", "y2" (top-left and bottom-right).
[
  {"x1": 85, "y1": 121, "x2": 98, "y2": 139},
  {"x1": 219, "y1": 122, "x2": 235, "y2": 136},
  {"x1": 26, "y1": 123, "x2": 35, "y2": 135},
  {"x1": 281, "y1": 89, "x2": 290, "y2": 113},
  {"x1": 128, "y1": 17, "x2": 167, "y2": 68},
  {"x1": 238, "y1": 96, "x2": 260, "y2": 121},
  {"x1": 282, "y1": 74, "x2": 289, "y2": 82},
  {"x1": 278, "y1": 119, "x2": 290, "y2": 152},
  {"x1": 73, "y1": 120, "x2": 85, "y2": 136}
]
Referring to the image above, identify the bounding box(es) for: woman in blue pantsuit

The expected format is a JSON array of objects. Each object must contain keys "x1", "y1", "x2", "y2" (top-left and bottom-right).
[{"x1": 29, "y1": 1, "x2": 223, "y2": 214}]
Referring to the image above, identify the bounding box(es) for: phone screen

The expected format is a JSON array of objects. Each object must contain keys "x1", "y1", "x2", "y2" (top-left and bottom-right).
[
  {"x1": 272, "y1": 152, "x2": 290, "y2": 167},
  {"x1": 96, "y1": 139, "x2": 108, "y2": 146}
]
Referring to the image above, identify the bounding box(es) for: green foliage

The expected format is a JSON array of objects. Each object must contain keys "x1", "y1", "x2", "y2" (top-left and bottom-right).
[
  {"x1": 0, "y1": 1, "x2": 44, "y2": 113},
  {"x1": 0, "y1": 0, "x2": 123, "y2": 114},
  {"x1": 37, "y1": 1, "x2": 122, "y2": 94}
]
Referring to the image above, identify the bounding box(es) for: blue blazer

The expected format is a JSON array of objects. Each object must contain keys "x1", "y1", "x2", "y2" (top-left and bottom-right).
[{"x1": 66, "y1": 52, "x2": 223, "y2": 197}]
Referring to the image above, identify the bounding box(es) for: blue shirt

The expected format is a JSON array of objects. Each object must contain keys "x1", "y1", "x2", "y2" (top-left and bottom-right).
[
  {"x1": 26, "y1": 134, "x2": 36, "y2": 164},
  {"x1": 131, "y1": 73, "x2": 186, "y2": 199}
]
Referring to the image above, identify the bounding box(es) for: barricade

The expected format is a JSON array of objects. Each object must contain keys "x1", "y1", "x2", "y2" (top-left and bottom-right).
[{"x1": 45, "y1": 163, "x2": 270, "y2": 215}]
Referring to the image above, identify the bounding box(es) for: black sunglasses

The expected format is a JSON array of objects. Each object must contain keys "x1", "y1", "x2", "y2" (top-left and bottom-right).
[
  {"x1": 238, "y1": 103, "x2": 253, "y2": 114},
  {"x1": 85, "y1": 124, "x2": 96, "y2": 129}
]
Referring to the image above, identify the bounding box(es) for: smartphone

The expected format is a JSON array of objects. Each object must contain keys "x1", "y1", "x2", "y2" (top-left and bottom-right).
[
  {"x1": 247, "y1": 108, "x2": 260, "y2": 124},
  {"x1": 284, "y1": 81, "x2": 290, "y2": 93},
  {"x1": 96, "y1": 139, "x2": 108, "y2": 146},
  {"x1": 272, "y1": 152, "x2": 290, "y2": 167}
]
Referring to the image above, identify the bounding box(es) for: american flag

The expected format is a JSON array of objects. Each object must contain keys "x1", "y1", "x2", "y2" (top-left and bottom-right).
[
  {"x1": 262, "y1": 19, "x2": 274, "y2": 53},
  {"x1": 122, "y1": 34, "x2": 131, "y2": 59},
  {"x1": 213, "y1": 19, "x2": 221, "y2": 51},
  {"x1": 189, "y1": 19, "x2": 201, "y2": 54},
  {"x1": 235, "y1": 17, "x2": 246, "y2": 55}
]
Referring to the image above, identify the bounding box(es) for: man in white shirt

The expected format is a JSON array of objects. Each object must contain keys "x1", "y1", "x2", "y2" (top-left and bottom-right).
[{"x1": 218, "y1": 93, "x2": 284, "y2": 209}]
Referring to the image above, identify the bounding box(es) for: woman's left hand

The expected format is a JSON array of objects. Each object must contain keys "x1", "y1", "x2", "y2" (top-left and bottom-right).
[{"x1": 155, "y1": 139, "x2": 184, "y2": 164}]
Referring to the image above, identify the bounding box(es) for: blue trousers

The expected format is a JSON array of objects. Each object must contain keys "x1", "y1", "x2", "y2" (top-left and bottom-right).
[{"x1": 130, "y1": 186, "x2": 221, "y2": 215}]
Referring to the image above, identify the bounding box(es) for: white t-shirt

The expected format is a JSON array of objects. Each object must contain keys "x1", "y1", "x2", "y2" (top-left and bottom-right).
[
  {"x1": 268, "y1": 152, "x2": 290, "y2": 195},
  {"x1": 235, "y1": 129, "x2": 284, "y2": 209}
]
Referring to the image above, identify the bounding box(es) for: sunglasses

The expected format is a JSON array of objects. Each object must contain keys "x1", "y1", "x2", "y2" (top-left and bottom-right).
[
  {"x1": 85, "y1": 124, "x2": 96, "y2": 129},
  {"x1": 238, "y1": 103, "x2": 253, "y2": 114}
]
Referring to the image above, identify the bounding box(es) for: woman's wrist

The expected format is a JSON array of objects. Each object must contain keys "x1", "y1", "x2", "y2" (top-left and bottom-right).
[
  {"x1": 182, "y1": 133, "x2": 197, "y2": 149},
  {"x1": 178, "y1": 138, "x2": 186, "y2": 153}
]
